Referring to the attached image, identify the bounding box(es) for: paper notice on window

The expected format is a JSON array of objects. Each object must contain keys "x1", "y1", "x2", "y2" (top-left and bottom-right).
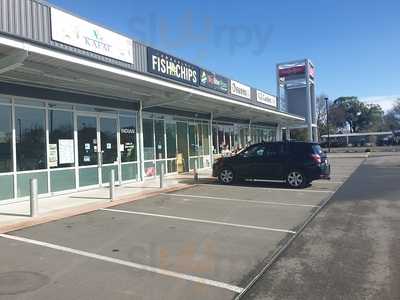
[
  {"x1": 49, "y1": 144, "x2": 58, "y2": 167},
  {"x1": 59, "y1": 139, "x2": 75, "y2": 164}
]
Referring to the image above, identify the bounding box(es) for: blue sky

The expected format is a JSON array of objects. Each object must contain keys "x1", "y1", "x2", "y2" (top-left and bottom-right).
[{"x1": 49, "y1": 0, "x2": 400, "y2": 111}]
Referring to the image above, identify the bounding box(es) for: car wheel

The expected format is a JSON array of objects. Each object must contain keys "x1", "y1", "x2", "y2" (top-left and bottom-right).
[
  {"x1": 218, "y1": 168, "x2": 235, "y2": 185},
  {"x1": 286, "y1": 170, "x2": 307, "y2": 188}
]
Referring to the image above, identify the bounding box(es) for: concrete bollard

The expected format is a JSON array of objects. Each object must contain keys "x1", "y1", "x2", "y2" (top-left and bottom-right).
[
  {"x1": 110, "y1": 169, "x2": 115, "y2": 201},
  {"x1": 160, "y1": 161, "x2": 165, "y2": 188},
  {"x1": 194, "y1": 160, "x2": 199, "y2": 182},
  {"x1": 29, "y1": 178, "x2": 38, "y2": 217}
]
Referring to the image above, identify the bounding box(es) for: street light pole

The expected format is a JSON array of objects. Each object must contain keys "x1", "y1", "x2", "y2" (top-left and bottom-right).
[{"x1": 325, "y1": 97, "x2": 331, "y2": 153}]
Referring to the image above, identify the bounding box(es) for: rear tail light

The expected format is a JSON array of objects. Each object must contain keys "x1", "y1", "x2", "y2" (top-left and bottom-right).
[{"x1": 310, "y1": 154, "x2": 321, "y2": 164}]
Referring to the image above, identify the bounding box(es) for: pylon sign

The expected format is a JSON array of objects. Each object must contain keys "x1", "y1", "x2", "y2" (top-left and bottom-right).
[{"x1": 276, "y1": 59, "x2": 317, "y2": 142}]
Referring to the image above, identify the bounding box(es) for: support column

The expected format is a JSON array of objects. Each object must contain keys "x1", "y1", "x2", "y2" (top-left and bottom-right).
[
  {"x1": 248, "y1": 120, "x2": 252, "y2": 144},
  {"x1": 276, "y1": 124, "x2": 282, "y2": 141},
  {"x1": 313, "y1": 126, "x2": 319, "y2": 143},
  {"x1": 209, "y1": 112, "x2": 214, "y2": 165},
  {"x1": 305, "y1": 59, "x2": 313, "y2": 142},
  {"x1": 138, "y1": 100, "x2": 145, "y2": 182}
]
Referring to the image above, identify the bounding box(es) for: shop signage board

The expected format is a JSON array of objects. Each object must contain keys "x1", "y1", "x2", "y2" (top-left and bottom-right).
[
  {"x1": 50, "y1": 8, "x2": 134, "y2": 63},
  {"x1": 230, "y1": 80, "x2": 251, "y2": 99},
  {"x1": 147, "y1": 48, "x2": 200, "y2": 86},
  {"x1": 256, "y1": 90, "x2": 277, "y2": 107},
  {"x1": 200, "y1": 70, "x2": 229, "y2": 93},
  {"x1": 278, "y1": 65, "x2": 306, "y2": 77}
]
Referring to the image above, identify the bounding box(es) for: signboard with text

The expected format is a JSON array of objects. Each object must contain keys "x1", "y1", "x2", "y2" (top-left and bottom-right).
[
  {"x1": 200, "y1": 69, "x2": 229, "y2": 93},
  {"x1": 278, "y1": 65, "x2": 306, "y2": 77},
  {"x1": 230, "y1": 80, "x2": 251, "y2": 99},
  {"x1": 51, "y1": 8, "x2": 134, "y2": 63},
  {"x1": 256, "y1": 90, "x2": 277, "y2": 107},
  {"x1": 147, "y1": 47, "x2": 200, "y2": 86}
]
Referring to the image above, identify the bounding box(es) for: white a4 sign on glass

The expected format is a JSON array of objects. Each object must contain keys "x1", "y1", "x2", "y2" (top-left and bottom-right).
[{"x1": 50, "y1": 8, "x2": 134, "y2": 63}]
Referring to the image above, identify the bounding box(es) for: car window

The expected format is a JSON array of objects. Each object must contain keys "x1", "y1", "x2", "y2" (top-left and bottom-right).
[
  {"x1": 264, "y1": 144, "x2": 281, "y2": 157},
  {"x1": 242, "y1": 145, "x2": 265, "y2": 158},
  {"x1": 312, "y1": 144, "x2": 323, "y2": 155}
]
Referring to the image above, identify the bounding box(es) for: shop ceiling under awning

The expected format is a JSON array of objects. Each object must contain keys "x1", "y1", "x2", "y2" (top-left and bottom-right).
[{"x1": 0, "y1": 39, "x2": 305, "y2": 127}]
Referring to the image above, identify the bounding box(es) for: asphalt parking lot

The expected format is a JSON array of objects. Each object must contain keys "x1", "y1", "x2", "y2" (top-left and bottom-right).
[{"x1": 0, "y1": 155, "x2": 365, "y2": 300}]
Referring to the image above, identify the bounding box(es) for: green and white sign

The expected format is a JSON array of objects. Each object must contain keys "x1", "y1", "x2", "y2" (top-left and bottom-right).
[{"x1": 51, "y1": 8, "x2": 134, "y2": 63}]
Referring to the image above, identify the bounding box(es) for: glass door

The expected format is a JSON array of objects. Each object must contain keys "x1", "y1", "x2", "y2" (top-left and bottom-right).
[
  {"x1": 77, "y1": 115, "x2": 99, "y2": 188},
  {"x1": 100, "y1": 117, "x2": 118, "y2": 185},
  {"x1": 77, "y1": 114, "x2": 119, "y2": 188}
]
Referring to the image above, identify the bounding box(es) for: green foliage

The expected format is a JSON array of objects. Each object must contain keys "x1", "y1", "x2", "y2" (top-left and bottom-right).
[
  {"x1": 384, "y1": 99, "x2": 400, "y2": 131},
  {"x1": 329, "y1": 96, "x2": 384, "y2": 132}
]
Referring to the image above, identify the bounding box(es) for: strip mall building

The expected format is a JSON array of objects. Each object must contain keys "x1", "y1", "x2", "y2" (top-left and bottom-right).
[{"x1": 0, "y1": 0, "x2": 306, "y2": 202}]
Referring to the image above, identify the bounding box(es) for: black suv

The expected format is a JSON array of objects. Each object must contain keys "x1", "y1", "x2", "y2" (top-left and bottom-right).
[{"x1": 212, "y1": 141, "x2": 330, "y2": 188}]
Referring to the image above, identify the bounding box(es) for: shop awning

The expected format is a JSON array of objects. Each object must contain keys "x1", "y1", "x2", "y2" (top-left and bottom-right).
[{"x1": 0, "y1": 37, "x2": 305, "y2": 127}]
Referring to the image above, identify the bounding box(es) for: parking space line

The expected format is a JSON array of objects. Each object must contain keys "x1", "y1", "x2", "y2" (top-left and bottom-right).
[
  {"x1": 202, "y1": 185, "x2": 333, "y2": 193},
  {"x1": 100, "y1": 208, "x2": 297, "y2": 234},
  {"x1": 314, "y1": 181, "x2": 344, "y2": 184},
  {"x1": 0, "y1": 234, "x2": 244, "y2": 294},
  {"x1": 161, "y1": 193, "x2": 319, "y2": 208}
]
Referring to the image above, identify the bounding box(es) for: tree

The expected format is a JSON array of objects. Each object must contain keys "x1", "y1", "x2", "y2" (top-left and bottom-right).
[
  {"x1": 316, "y1": 94, "x2": 328, "y2": 136},
  {"x1": 384, "y1": 99, "x2": 400, "y2": 131},
  {"x1": 329, "y1": 96, "x2": 384, "y2": 133}
]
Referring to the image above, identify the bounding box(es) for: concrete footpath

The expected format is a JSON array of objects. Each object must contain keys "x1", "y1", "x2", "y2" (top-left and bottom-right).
[
  {"x1": 243, "y1": 152, "x2": 400, "y2": 300},
  {"x1": 0, "y1": 171, "x2": 209, "y2": 234}
]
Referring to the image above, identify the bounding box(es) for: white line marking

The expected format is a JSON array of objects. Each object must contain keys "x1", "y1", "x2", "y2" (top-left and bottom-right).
[
  {"x1": 204, "y1": 185, "x2": 333, "y2": 193},
  {"x1": 100, "y1": 208, "x2": 296, "y2": 234},
  {"x1": 161, "y1": 193, "x2": 319, "y2": 208},
  {"x1": 0, "y1": 234, "x2": 244, "y2": 294},
  {"x1": 314, "y1": 181, "x2": 344, "y2": 184}
]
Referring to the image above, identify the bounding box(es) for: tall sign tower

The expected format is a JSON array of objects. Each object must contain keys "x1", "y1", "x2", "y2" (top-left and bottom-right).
[{"x1": 277, "y1": 59, "x2": 317, "y2": 142}]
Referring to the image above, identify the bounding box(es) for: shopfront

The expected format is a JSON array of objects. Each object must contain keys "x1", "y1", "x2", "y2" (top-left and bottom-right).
[
  {"x1": 0, "y1": 95, "x2": 139, "y2": 202},
  {"x1": 212, "y1": 122, "x2": 276, "y2": 155},
  {"x1": 0, "y1": 0, "x2": 306, "y2": 203},
  {"x1": 142, "y1": 112, "x2": 211, "y2": 177}
]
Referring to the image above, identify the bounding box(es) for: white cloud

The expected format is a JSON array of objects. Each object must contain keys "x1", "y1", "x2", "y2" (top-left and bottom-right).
[{"x1": 360, "y1": 95, "x2": 399, "y2": 112}]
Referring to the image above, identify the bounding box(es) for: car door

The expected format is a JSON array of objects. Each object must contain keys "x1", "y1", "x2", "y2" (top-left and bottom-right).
[
  {"x1": 262, "y1": 143, "x2": 286, "y2": 180},
  {"x1": 234, "y1": 144, "x2": 268, "y2": 179}
]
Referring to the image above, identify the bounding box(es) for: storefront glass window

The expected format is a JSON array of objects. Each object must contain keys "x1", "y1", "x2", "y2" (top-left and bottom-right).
[
  {"x1": 198, "y1": 124, "x2": 203, "y2": 155},
  {"x1": 189, "y1": 124, "x2": 198, "y2": 156},
  {"x1": 212, "y1": 126, "x2": 218, "y2": 154},
  {"x1": 143, "y1": 119, "x2": 154, "y2": 160},
  {"x1": 155, "y1": 120, "x2": 165, "y2": 159},
  {"x1": 120, "y1": 116, "x2": 137, "y2": 162},
  {"x1": 48, "y1": 110, "x2": 74, "y2": 168},
  {"x1": 100, "y1": 118, "x2": 118, "y2": 164},
  {"x1": 77, "y1": 116, "x2": 98, "y2": 167},
  {"x1": 16, "y1": 107, "x2": 46, "y2": 171},
  {"x1": 224, "y1": 130, "x2": 231, "y2": 150},
  {"x1": 203, "y1": 124, "x2": 210, "y2": 155},
  {"x1": 218, "y1": 127, "x2": 224, "y2": 153},
  {"x1": 166, "y1": 123, "x2": 177, "y2": 158},
  {"x1": 0, "y1": 105, "x2": 12, "y2": 173},
  {"x1": 15, "y1": 98, "x2": 45, "y2": 107}
]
